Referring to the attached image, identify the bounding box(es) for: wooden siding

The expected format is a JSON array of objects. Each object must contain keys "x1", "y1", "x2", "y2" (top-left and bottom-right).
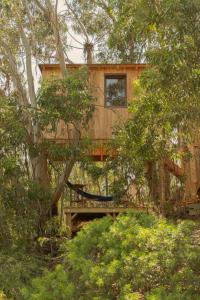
[{"x1": 40, "y1": 64, "x2": 146, "y2": 142}]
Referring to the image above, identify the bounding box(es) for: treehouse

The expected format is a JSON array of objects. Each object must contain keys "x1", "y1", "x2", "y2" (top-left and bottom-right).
[
  {"x1": 39, "y1": 63, "x2": 200, "y2": 236},
  {"x1": 39, "y1": 63, "x2": 146, "y2": 160},
  {"x1": 39, "y1": 63, "x2": 147, "y2": 236}
]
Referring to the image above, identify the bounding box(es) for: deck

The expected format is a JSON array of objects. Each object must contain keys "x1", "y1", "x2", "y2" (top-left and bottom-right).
[
  {"x1": 63, "y1": 198, "x2": 153, "y2": 237},
  {"x1": 64, "y1": 199, "x2": 149, "y2": 213}
]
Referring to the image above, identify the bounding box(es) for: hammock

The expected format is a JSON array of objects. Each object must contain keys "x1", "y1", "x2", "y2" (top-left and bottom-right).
[{"x1": 66, "y1": 180, "x2": 114, "y2": 202}]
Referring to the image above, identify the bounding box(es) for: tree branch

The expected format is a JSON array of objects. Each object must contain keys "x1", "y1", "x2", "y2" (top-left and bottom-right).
[
  {"x1": 45, "y1": 0, "x2": 73, "y2": 73},
  {"x1": 0, "y1": 41, "x2": 29, "y2": 107},
  {"x1": 164, "y1": 158, "x2": 184, "y2": 178},
  {"x1": 18, "y1": 23, "x2": 37, "y2": 108},
  {"x1": 65, "y1": 0, "x2": 90, "y2": 43},
  {"x1": 33, "y1": 0, "x2": 47, "y2": 14}
]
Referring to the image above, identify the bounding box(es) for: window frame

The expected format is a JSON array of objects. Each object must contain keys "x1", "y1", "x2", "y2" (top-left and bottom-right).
[{"x1": 104, "y1": 73, "x2": 127, "y2": 108}]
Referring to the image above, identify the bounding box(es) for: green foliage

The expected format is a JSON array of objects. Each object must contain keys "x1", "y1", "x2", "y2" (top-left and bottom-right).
[
  {"x1": 23, "y1": 212, "x2": 200, "y2": 299},
  {"x1": 146, "y1": 287, "x2": 200, "y2": 300},
  {"x1": 38, "y1": 66, "x2": 95, "y2": 131},
  {"x1": 0, "y1": 2, "x2": 200, "y2": 300},
  {"x1": 0, "y1": 250, "x2": 44, "y2": 300},
  {"x1": 0, "y1": 65, "x2": 95, "y2": 247},
  {"x1": 0, "y1": 177, "x2": 52, "y2": 248},
  {"x1": 105, "y1": 0, "x2": 200, "y2": 196},
  {"x1": 22, "y1": 265, "x2": 75, "y2": 300},
  {"x1": 68, "y1": 0, "x2": 148, "y2": 63}
]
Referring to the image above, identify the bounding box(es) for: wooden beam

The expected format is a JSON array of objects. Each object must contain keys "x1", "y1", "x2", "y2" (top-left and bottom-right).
[
  {"x1": 71, "y1": 213, "x2": 78, "y2": 221},
  {"x1": 164, "y1": 158, "x2": 184, "y2": 178}
]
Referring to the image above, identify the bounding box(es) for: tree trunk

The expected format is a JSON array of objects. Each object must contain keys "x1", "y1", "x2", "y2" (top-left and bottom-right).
[
  {"x1": 164, "y1": 158, "x2": 184, "y2": 178},
  {"x1": 84, "y1": 42, "x2": 94, "y2": 64},
  {"x1": 32, "y1": 152, "x2": 50, "y2": 188},
  {"x1": 146, "y1": 162, "x2": 160, "y2": 205},
  {"x1": 158, "y1": 159, "x2": 166, "y2": 215}
]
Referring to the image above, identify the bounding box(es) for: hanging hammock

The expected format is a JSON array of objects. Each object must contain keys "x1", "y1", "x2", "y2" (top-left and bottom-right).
[{"x1": 66, "y1": 180, "x2": 114, "y2": 202}]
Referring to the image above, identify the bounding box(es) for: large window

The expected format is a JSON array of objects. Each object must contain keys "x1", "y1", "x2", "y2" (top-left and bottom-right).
[{"x1": 105, "y1": 74, "x2": 127, "y2": 107}]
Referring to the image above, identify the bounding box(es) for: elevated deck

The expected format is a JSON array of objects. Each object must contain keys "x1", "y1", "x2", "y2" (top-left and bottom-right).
[
  {"x1": 63, "y1": 198, "x2": 153, "y2": 237},
  {"x1": 63, "y1": 196, "x2": 200, "y2": 237},
  {"x1": 64, "y1": 200, "x2": 147, "y2": 213}
]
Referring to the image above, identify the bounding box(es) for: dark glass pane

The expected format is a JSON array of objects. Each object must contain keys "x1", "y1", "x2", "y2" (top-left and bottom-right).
[{"x1": 105, "y1": 75, "x2": 126, "y2": 107}]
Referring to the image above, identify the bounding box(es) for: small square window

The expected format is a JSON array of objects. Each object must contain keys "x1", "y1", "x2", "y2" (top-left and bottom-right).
[{"x1": 105, "y1": 74, "x2": 127, "y2": 107}]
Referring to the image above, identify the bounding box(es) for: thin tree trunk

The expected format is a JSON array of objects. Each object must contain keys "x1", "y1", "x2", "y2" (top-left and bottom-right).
[
  {"x1": 51, "y1": 158, "x2": 75, "y2": 215},
  {"x1": 158, "y1": 159, "x2": 166, "y2": 215},
  {"x1": 146, "y1": 162, "x2": 160, "y2": 204},
  {"x1": 45, "y1": 0, "x2": 73, "y2": 75}
]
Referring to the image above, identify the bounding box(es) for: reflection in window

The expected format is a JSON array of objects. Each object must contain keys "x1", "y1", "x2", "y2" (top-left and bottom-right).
[{"x1": 105, "y1": 75, "x2": 126, "y2": 107}]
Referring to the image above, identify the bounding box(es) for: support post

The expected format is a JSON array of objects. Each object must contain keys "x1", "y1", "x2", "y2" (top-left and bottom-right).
[
  {"x1": 159, "y1": 160, "x2": 166, "y2": 215},
  {"x1": 113, "y1": 212, "x2": 117, "y2": 220},
  {"x1": 105, "y1": 173, "x2": 109, "y2": 196},
  {"x1": 65, "y1": 212, "x2": 72, "y2": 238}
]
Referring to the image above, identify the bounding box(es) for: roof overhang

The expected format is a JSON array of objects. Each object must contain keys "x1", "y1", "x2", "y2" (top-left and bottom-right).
[{"x1": 38, "y1": 63, "x2": 148, "y2": 72}]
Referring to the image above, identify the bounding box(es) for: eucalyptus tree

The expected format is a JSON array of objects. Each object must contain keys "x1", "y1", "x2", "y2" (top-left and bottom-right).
[
  {"x1": 67, "y1": 0, "x2": 200, "y2": 210},
  {"x1": 65, "y1": 0, "x2": 148, "y2": 63},
  {"x1": 0, "y1": 0, "x2": 95, "y2": 228},
  {"x1": 108, "y1": 0, "x2": 200, "y2": 210}
]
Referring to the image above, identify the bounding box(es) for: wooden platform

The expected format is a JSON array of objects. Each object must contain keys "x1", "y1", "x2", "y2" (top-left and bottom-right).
[{"x1": 63, "y1": 200, "x2": 152, "y2": 237}]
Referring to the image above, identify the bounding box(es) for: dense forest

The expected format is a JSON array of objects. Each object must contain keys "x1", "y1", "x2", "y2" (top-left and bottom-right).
[{"x1": 0, "y1": 0, "x2": 200, "y2": 299}]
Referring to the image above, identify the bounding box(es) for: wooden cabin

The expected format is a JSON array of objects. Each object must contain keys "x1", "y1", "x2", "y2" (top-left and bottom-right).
[
  {"x1": 39, "y1": 63, "x2": 146, "y2": 160},
  {"x1": 39, "y1": 64, "x2": 147, "y2": 235},
  {"x1": 39, "y1": 63, "x2": 200, "y2": 235}
]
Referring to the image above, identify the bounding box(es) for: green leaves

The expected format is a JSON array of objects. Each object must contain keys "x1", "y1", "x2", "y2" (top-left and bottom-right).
[
  {"x1": 22, "y1": 212, "x2": 200, "y2": 299},
  {"x1": 22, "y1": 265, "x2": 76, "y2": 300},
  {"x1": 0, "y1": 250, "x2": 44, "y2": 300},
  {"x1": 37, "y1": 66, "x2": 95, "y2": 130},
  {"x1": 106, "y1": 0, "x2": 200, "y2": 202}
]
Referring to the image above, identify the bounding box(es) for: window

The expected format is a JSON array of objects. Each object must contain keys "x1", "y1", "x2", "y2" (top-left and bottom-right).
[{"x1": 105, "y1": 74, "x2": 127, "y2": 107}]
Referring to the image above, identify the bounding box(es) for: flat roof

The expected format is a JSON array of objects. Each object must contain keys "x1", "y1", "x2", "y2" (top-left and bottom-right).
[{"x1": 39, "y1": 63, "x2": 147, "y2": 72}]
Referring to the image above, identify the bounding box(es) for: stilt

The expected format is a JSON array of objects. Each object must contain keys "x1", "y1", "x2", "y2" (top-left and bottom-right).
[
  {"x1": 113, "y1": 212, "x2": 117, "y2": 220},
  {"x1": 60, "y1": 195, "x2": 64, "y2": 225},
  {"x1": 71, "y1": 213, "x2": 77, "y2": 221},
  {"x1": 105, "y1": 172, "x2": 109, "y2": 196},
  {"x1": 65, "y1": 212, "x2": 72, "y2": 238}
]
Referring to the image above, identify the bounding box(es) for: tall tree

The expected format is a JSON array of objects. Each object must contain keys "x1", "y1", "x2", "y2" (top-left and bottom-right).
[
  {"x1": 108, "y1": 0, "x2": 200, "y2": 210},
  {"x1": 65, "y1": 0, "x2": 150, "y2": 63},
  {"x1": 0, "y1": 0, "x2": 95, "y2": 227}
]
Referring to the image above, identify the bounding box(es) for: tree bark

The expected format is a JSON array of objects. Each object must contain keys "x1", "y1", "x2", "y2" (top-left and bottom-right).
[
  {"x1": 158, "y1": 159, "x2": 166, "y2": 215},
  {"x1": 31, "y1": 151, "x2": 50, "y2": 188},
  {"x1": 164, "y1": 158, "x2": 184, "y2": 178},
  {"x1": 45, "y1": 0, "x2": 73, "y2": 75},
  {"x1": 146, "y1": 162, "x2": 160, "y2": 204}
]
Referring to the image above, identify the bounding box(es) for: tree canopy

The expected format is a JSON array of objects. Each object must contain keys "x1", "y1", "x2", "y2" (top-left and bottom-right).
[{"x1": 0, "y1": 0, "x2": 200, "y2": 299}]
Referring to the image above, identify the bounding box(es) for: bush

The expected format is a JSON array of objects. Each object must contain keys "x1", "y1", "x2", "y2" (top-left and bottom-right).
[
  {"x1": 22, "y1": 212, "x2": 200, "y2": 299},
  {"x1": 0, "y1": 250, "x2": 44, "y2": 300},
  {"x1": 146, "y1": 287, "x2": 200, "y2": 300}
]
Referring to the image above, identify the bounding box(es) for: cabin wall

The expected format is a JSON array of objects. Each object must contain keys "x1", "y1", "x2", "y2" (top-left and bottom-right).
[{"x1": 40, "y1": 65, "x2": 146, "y2": 142}]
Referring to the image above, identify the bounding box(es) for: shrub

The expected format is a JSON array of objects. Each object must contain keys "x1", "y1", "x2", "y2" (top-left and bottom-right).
[
  {"x1": 0, "y1": 250, "x2": 44, "y2": 300},
  {"x1": 22, "y1": 212, "x2": 200, "y2": 299}
]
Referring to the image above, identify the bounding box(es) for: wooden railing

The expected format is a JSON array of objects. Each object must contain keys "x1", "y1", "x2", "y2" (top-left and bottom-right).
[
  {"x1": 64, "y1": 199, "x2": 138, "y2": 209},
  {"x1": 63, "y1": 185, "x2": 169, "y2": 212}
]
